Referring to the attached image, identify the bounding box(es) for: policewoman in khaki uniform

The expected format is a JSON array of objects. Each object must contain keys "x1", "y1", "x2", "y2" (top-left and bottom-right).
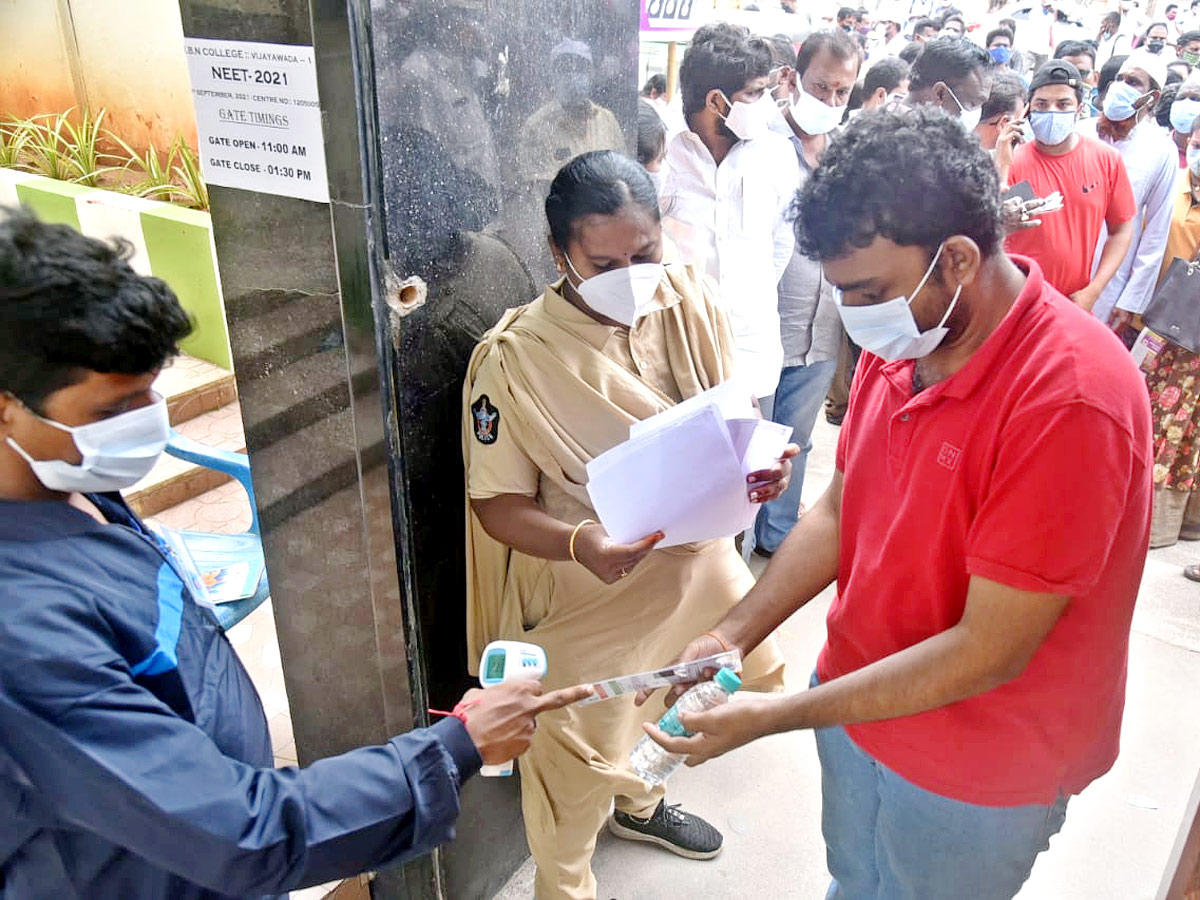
[{"x1": 462, "y1": 151, "x2": 790, "y2": 900}]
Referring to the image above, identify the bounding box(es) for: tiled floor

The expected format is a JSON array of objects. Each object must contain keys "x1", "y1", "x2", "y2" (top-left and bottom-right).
[
  {"x1": 154, "y1": 354, "x2": 237, "y2": 425},
  {"x1": 149, "y1": 479, "x2": 253, "y2": 533},
  {"x1": 175, "y1": 401, "x2": 246, "y2": 449}
]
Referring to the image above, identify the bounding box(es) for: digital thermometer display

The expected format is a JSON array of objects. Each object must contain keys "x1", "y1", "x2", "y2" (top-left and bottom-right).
[
  {"x1": 485, "y1": 649, "x2": 506, "y2": 682},
  {"x1": 476, "y1": 640, "x2": 549, "y2": 777}
]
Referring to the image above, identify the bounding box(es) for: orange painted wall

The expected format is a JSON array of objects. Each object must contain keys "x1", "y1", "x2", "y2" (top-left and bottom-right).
[
  {"x1": 0, "y1": 0, "x2": 198, "y2": 156},
  {"x1": 0, "y1": 1, "x2": 79, "y2": 120}
]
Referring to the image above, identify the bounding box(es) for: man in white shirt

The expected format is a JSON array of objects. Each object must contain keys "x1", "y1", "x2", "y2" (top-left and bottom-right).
[
  {"x1": 660, "y1": 23, "x2": 801, "y2": 402},
  {"x1": 748, "y1": 29, "x2": 862, "y2": 559},
  {"x1": 1080, "y1": 50, "x2": 1177, "y2": 328},
  {"x1": 1024, "y1": 0, "x2": 1058, "y2": 67},
  {"x1": 878, "y1": 8, "x2": 911, "y2": 57},
  {"x1": 1097, "y1": 11, "x2": 1136, "y2": 66}
]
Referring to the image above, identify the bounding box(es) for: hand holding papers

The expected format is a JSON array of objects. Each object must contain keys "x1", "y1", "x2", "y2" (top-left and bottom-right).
[{"x1": 585, "y1": 381, "x2": 792, "y2": 547}]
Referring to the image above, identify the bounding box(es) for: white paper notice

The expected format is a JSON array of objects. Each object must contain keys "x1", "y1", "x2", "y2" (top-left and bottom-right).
[{"x1": 184, "y1": 38, "x2": 330, "y2": 203}]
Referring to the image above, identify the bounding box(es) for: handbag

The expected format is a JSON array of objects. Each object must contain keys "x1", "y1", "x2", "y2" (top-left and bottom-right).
[{"x1": 1143, "y1": 247, "x2": 1200, "y2": 355}]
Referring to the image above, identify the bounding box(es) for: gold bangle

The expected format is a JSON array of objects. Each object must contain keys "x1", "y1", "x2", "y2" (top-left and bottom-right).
[
  {"x1": 569, "y1": 519, "x2": 597, "y2": 564},
  {"x1": 705, "y1": 630, "x2": 734, "y2": 653}
]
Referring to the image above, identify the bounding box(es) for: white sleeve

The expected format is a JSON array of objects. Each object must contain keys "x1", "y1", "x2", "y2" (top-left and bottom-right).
[
  {"x1": 1116, "y1": 150, "x2": 1179, "y2": 315},
  {"x1": 771, "y1": 145, "x2": 801, "y2": 283}
]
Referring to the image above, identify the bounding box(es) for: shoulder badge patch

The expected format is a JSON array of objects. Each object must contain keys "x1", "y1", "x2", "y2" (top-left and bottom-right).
[{"x1": 472, "y1": 394, "x2": 500, "y2": 445}]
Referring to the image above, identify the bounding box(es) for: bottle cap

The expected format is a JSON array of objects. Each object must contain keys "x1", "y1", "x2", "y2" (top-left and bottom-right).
[{"x1": 714, "y1": 667, "x2": 742, "y2": 693}]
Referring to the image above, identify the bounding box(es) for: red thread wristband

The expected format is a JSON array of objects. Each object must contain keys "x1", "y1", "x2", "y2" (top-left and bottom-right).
[{"x1": 429, "y1": 698, "x2": 481, "y2": 725}]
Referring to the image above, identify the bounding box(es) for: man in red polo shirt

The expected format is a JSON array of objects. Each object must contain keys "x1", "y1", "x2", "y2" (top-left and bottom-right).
[
  {"x1": 643, "y1": 107, "x2": 1151, "y2": 899},
  {"x1": 1005, "y1": 59, "x2": 1137, "y2": 310}
]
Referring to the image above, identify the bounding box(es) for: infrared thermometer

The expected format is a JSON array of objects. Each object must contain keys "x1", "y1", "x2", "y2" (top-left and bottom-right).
[{"x1": 478, "y1": 640, "x2": 548, "y2": 776}]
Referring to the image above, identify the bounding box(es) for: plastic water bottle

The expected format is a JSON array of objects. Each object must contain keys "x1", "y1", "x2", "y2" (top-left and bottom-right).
[{"x1": 629, "y1": 667, "x2": 742, "y2": 785}]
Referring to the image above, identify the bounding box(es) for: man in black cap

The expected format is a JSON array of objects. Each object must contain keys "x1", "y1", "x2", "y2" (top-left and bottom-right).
[{"x1": 1005, "y1": 60, "x2": 1136, "y2": 310}]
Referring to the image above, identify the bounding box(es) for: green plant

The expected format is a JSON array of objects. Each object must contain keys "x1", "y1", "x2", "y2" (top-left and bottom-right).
[
  {"x1": 1, "y1": 106, "x2": 209, "y2": 212},
  {"x1": 20, "y1": 114, "x2": 74, "y2": 181},
  {"x1": 22, "y1": 108, "x2": 123, "y2": 185},
  {"x1": 171, "y1": 136, "x2": 209, "y2": 211},
  {"x1": 61, "y1": 107, "x2": 120, "y2": 187},
  {"x1": 0, "y1": 117, "x2": 33, "y2": 169},
  {"x1": 109, "y1": 133, "x2": 179, "y2": 201}
]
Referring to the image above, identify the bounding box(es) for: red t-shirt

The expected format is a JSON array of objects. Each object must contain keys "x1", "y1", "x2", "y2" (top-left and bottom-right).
[
  {"x1": 818, "y1": 257, "x2": 1152, "y2": 807},
  {"x1": 1005, "y1": 134, "x2": 1136, "y2": 297}
]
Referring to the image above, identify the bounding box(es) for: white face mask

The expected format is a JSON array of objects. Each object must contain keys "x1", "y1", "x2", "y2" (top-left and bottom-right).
[
  {"x1": 717, "y1": 91, "x2": 779, "y2": 141},
  {"x1": 564, "y1": 254, "x2": 665, "y2": 327},
  {"x1": 6, "y1": 394, "x2": 169, "y2": 493},
  {"x1": 790, "y1": 85, "x2": 845, "y2": 134},
  {"x1": 833, "y1": 242, "x2": 962, "y2": 361},
  {"x1": 944, "y1": 83, "x2": 983, "y2": 131},
  {"x1": 646, "y1": 166, "x2": 665, "y2": 195}
]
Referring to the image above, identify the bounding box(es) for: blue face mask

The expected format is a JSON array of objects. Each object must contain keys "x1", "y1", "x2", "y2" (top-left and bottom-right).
[
  {"x1": 989, "y1": 46, "x2": 1014, "y2": 66},
  {"x1": 1188, "y1": 146, "x2": 1200, "y2": 178},
  {"x1": 1172, "y1": 98, "x2": 1200, "y2": 135},
  {"x1": 1103, "y1": 80, "x2": 1150, "y2": 121},
  {"x1": 1029, "y1": 109, "x2": 1078, "y2": 145}
]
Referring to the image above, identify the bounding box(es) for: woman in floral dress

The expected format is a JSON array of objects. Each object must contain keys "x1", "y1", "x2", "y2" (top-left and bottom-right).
[
  {"x1": 1143, "y1": 123, "x2": 1200, "y2": 574},
  {"x1": 1145, "y1": 350, "x2": 1200, "y2": 552}
]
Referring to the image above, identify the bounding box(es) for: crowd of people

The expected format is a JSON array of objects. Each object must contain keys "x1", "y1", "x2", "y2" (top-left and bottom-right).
[
  {"x1": 462, "y1": 10, "x2": 1163, "y2": 898},
  {"x1": 0, "y1": 7, "x2": 1185, "y2": 900},
  {"x1": 640, "y1": 6, "x2": 1200, "y2": 561},
  {"x1": 615, "y1": 13, "x2": 1168, "y2": 899}
]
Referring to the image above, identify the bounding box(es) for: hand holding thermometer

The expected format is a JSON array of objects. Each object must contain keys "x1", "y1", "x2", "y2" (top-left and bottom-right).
[{"x1": 479, "y1": 640, "x2": 548, "y2": 776}]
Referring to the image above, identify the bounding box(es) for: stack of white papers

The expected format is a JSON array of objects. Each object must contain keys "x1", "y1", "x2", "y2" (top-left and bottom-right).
[{"x1": 585, "y1": 381, "x2": 792, "y2": 548}]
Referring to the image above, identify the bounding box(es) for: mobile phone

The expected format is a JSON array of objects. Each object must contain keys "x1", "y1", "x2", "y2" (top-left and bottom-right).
[{"x1": 1003, "y1": 180, "x2": 1037, "y2": 202}]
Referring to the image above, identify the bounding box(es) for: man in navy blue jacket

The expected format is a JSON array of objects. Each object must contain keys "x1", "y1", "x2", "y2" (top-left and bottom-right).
[{"x1": 0, "y1": 207, "x2": 589, "y2": 899}]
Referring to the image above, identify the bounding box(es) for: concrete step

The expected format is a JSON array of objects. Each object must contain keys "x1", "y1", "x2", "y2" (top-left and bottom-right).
[
  {"x1": 124, "y1": 402, "x2": 247, "y2": 518},
  {"x1": 154, "y1": 354, "x2": 237, "y2": 426}
]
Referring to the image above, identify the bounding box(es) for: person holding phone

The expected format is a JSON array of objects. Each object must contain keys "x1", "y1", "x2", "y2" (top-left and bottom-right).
[
  {"x1": 976, "y1": 71, "x2": 1029, "y2": 185},
  {"x1": 1004, "y1": 60, "x2": 1137, "y2": 310}
]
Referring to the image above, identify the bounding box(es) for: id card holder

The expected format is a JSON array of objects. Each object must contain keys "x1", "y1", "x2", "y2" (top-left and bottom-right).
[{"x1": 147, "y1": 523, "x2": 216, "y2": 610}]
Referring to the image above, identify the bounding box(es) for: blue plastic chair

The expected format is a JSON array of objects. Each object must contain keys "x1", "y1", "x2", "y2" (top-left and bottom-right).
[{"x1": 162, "y1": 430, "x2": 269, "y2": 631}]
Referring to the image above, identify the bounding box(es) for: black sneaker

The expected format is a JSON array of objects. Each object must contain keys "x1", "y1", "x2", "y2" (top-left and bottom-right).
[{"x1": 608, "y1": 800, "x2": 724, "y2": 860}]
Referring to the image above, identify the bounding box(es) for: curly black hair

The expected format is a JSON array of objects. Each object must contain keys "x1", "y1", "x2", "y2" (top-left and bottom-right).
[
  {"x1": 0, "y1": 206, "x2": 192, "y2": 412},
  {"x1": 793, "y1": 106, "x2": 1002, "y2": 262}
]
